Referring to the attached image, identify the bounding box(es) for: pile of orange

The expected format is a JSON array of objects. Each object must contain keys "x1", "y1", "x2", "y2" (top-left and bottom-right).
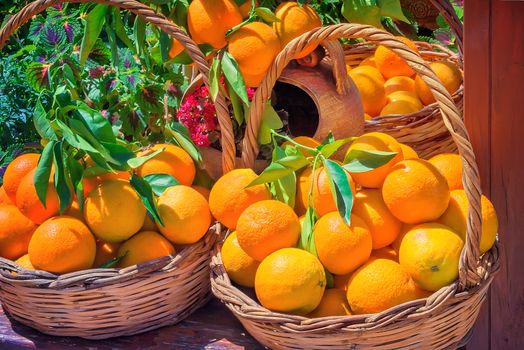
[
  {"x1": 0, "y1": 144, "x2": 212, "y2": 274},
  {"x1": 348, "y1": 36, "x2": 463, "y2": 119},
  {"x1": 218, "y1": 132, "x2": 497, "y2": 317}
]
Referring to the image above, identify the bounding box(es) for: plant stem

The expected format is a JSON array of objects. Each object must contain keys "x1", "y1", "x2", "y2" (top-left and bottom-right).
[{"x1": 270, "y1": 129, "x2": 319, "y2": 154}]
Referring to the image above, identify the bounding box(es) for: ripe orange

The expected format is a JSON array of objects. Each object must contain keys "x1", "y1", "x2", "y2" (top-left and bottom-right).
[
  {"x1": 438, "y1": 189, "x2": 498, "y2": 254},
  {"x1": 387, "y1": 91, "x2": 423, "y2": 110},
  {"x1": 346, "y1": 258, "x2": 421, "y2": 314},
  {"x1": 349, "y1": 66, "x2": 386, "y2": 84},
  {"x1": 192, "y1": 185, "x2": 211, "y2": 201},
  {"x1": 3, "y1": 153, "x2": 40, "y2": 203},
  {"x1": 371, "y1": 246, "x2": 398, "y2": 262},
  {"x1": 399, "y1": 143, "x2": 419, "y2": 160},
  {"x1": 221, "y1": 231, "x2": 260, "y2": 287},
  {"x1": 415, "y1": 61, "x2": 463, "y2": 105},
  {"x1": 65, "y1": 200, "x2": 84, "y2": 222},
  {"x1": 380, "y1": 100, "x2": 419, "y2": 116},
  {"x1": 295, "y1": 167, "x2": 356, "y2": 217},
  {"x1": 236, "y1": 200, "x2": 300, "y2": 261},
  {"x1": 350, "y1": 73, "x2": 387, "y2": 117},
  {"x1": 93, "y1": 240, "x2": 121, "y2": 268},
  {"x1": 168, "y1": 38, "x2": 184, "y2": 59},
  {"x1": 141, "y1": 214, "x2": 157, "y2": 232},
  {"x1": 314, "y1": 212, "x2": 372, "y2": 275},
  {"x1": 15, "y1": 254, "x2": 34, "y2": 270},
  {"x1": 156, "y1": 185, "x2": 211, "y2": 244},
  {"x1": 255, "y1": 248, "x2": 326, "y2": 315},
  {"x1": 273, "y1": 2, "x2": 322, "y2": 59},
  {"x1": 228, "y1": 22, "x2": 281, "y2": 87},
  {"x1": 84, "y1": 180, "x2": 146, "y2": 242},
  {"x1": 391, "y1": 224, "x2": 415, "y2": 253},
  {"x1": 382, "y1": 159, "x2": 450, "y2": 224},
  {"x1": 209, "y1": 169, "x2": 272, "y2": 229},
  {"x1": 28, "y1": 216, "x2": 96, "y2": 274},
  {"x1": 428, "y1": 153, "x2": 463, "y2": 190},
  {"x1": 346, "y1": 132, "x2": 403, "y2": 188},
  {"x1": 399, "y1": 223, "x2": 464, "y2": 291},
  {"x1": 187, "y1": 0, "x2": 242, "y2": 49},
  {"x1": 282, "y1": 136, "x2": 320, "y2": 157},
  {"x1": 308, "y1": 289, "x2": 352, "y2": 318},
  {"x1": 360, "y1": 56, "x2": 376, "y2": 68},
  {"x1": 384, "y1": 76, "x2": 416, "y2": 95},
  {"x1": 82, "y1": 170, "x2": 130, "y2": 197},
  {"x1": 352, "y1": 189, "x2": 401, "y2": 249},
  {"x1": 239, "y1": 0, "x2": 257, "y2": 18},
  {"x1": 0, "y1": 205, "x2": 38, "y2": 260},
  {"x1": 0, "y1": 186, "x2": 13, "y2": 205},
  {"x1": 117, "y1": 231, "x2": 175, "y2": 268},
  {"x1": 137, "y1": 144, "x2": 195, "y2": 186},
  {"x1": 364, "y1": 113, "x2": 372, "y2": 120},
  {"x1": 16, "y1": 168, "x2": 61, "y2": 224},
  {"x1": 375, "y1": 36, "x2": 419, "y2": 79}
]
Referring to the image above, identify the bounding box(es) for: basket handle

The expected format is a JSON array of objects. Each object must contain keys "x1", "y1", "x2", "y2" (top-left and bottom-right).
[
  {"x1": 0, "y1": 0, "x2": 236, "y2": 174},
  {"x1": 431, "y1": 0, "x2": 463, "y2": 56},
  {"x1": 241, "y1": 23, "x2": 482, "y2": 290}
]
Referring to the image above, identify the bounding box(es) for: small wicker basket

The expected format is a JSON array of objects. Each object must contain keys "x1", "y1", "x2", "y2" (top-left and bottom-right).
[
  {"x1": 211, "y1": 23, "x2": 500, "y2": 350},
  {"x1": 0, "y1": 0, "x2": 235, "y2": 340}
]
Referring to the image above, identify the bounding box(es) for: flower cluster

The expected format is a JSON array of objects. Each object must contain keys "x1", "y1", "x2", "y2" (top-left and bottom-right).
[{"x1": 177, "y1": 85, "x2": 218, "y2": 147}]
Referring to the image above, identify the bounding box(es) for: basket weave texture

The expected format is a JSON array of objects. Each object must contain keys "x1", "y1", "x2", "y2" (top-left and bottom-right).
[
  {"x1": 212, "y1": 22, "x2": 500, "y2": 350},
  {"x1": 0, "y1": 0, "x2": 232, "y2": 340}
]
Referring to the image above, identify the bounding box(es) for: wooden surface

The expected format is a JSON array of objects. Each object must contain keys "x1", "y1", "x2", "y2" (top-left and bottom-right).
[
  {"x1": 0, "y1": 299, "x2": 264, "y2": 350},
  {"x1": 464, "y1": 0, "x2": 524, "y2": 349}
]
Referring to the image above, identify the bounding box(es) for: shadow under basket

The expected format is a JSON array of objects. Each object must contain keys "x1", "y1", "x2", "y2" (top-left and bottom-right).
[{"x1": 0, "y1": 226, "x2": 219, "y2": 340}]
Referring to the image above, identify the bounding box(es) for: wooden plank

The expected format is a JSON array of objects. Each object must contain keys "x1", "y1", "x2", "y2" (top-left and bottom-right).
[
  {"x1": 463, "y1": 0, "x2": 492, "y2": 348},
  {"x1": 489, "y1": 1, "x2": 524, "y2": 349}
]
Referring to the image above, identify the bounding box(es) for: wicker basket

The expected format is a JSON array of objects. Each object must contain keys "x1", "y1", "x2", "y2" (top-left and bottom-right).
[
  {"x1": 211, "y1": 23, "x2": 500, "y2": 349},
  {"x1": 0, "y1": 0, "x2": 236, "y2": 340}
]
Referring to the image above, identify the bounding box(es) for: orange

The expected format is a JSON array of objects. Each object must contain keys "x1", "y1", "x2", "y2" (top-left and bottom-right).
[
  {"x1": 399, "y1": 223, "x2": 463, "y2": 291},
  {"x1": 137, "y1": 144, "x2": 195, "y2": 186},
  {"x1": 352, "y1": 189, "x2": 401, "y2": 249},
  {"x1": 0, "y1": 186, "x2": 13, "y2": 205},
  {"x1": 295, "y1": 167, "x2": 356, "y2": 217},
  {"x1": 209, "y1": 169, "x2": 272, "y2": 229},
  {"x1": 141, "y1": 214, "x2": 157, "y2": 232},
  {"x1": 242, "y1": 71, "x2": 267, "y2": 88},
  {"x1": 228, "y1": 22, "x2": 281, "y2": 87},
  {"x1": 360, "y1": 56, "x2": 376, "y2": 68},
  {"x1": 187, "y1": 0, "x2": 242, "y2": 49},
  {"x1": 314, "y1": 212, "x2": 372, "y2": 275},
  {"x1": 16, "y1": 168, "x2": 61, "y2": 224},
  {"x1": 415, "y1": 61, "x2": 462, "y2": 105},
  {"x1": 273, "y1": 2, "x2": 322, "y2": 59},
  {"x1": 282, "y1": 136, "x2": 320, "y2": 157},
  {"x1": 345, "y1": 132, "x2": 403, "y2": 188},
  {"x1": 375, "y1": 36, "x2": 419, "y2": 79},
  {"x1": 3, "y1": 153, "x2": 40, "y2": 203},
  {"x1": 382, "y1": 159, "x2": 450, "y2": 224},
  {"x1": 399, "y1": 143, "x2": 418, "y2": 159},
  {"x1": 364, "y1": 113, "x2": 372, "y2": 120},
  {"x1": 221, "y1": 231, "x2": 260, "y2": 287},
  {"x1": 84, "y1": 180, "x2": 146, "y2": 242},
  {"x1": 380, "y1": 100, "x2": 419, "y2": 116},
  {"x1": 349, "y1": 65, "x2": 385, "y2": 84},
  {"x1": 239, "y1": 0, "x2": 257, "y2": 18},
  {"x1": 156, "y1": 185, "x2": 211, "y2": 244},
  {"x1": 371, "y1": 246, "x2": 398, "y2": 262},
  {"x1": 15, "y1": 254, "x2": 34, "y2": 270},
  {"x1": 168, "y1": 38, "x2": 184, "y2": 59},
  {"x1": 93, "y1": 240, "x2": 121, "y2": 268},
  {"x1": 255, "y1": 248, "x2": 326, "y2": 315},
  {"x1": 65, "y1": 200, "x2": 84, "y2": 222},
  {"x1": 350, "y1": 73, "x2": 387, "y2": 117},
  {"x1": 438, "y1": 189, "x2": 498, "y2": 254},
  {"x1": 82, "y1": 170, "x2": 130, "y2": 197},
  {"x1": 192, "y1": 185, "x2": 211, "y2": 200},
  {"x1": 387, "y1": 90, "x2": 423, "y2": 110},
  {"x1": 28, "y1": 216, "x2": 96, "y2": 274},
  {"x1": 308, "y1": 289, "x2": 352, "y2": 318},
  {"x1": 346, "y1": 258, "x2": 421, "y2": 314},
  {"x1": 117, "y1": 231, "x2": 175, "y2": 268},
  {"x1": 384, "y1": 76, "x2": 416, "y2": 95},
  {"x1": 236, "y1": 200, "x2": 300, "y2": 261},
  {"x1": 0, "y1": 205, "x2": 38, "y2": 260},
  {"x1": 333, "y1": 272, "x2": 351, "y2": 291},
  {"x1": 428, "y1": 153, "x2": 463, "y2": 190},
  {"x1": 391, "y1": 224, "x2": 415, "y2": 253}
]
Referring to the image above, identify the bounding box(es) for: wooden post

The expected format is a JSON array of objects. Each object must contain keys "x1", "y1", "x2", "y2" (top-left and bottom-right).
[{"x1": 465, "y1": 1, "x2": 524, "y2": 349}]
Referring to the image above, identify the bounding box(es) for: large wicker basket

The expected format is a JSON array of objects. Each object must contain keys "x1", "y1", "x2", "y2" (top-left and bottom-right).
[
  {"x1": 211, "y1": 23, "x2": 500, "y2": 349},
  {"x1": 0, "y1": 0, "x2": 236, "y2": 340}
]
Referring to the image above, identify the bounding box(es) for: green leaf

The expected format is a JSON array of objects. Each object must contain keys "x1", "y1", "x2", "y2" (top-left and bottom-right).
[
  {"x1": 80, "y1": 4, "x2": 108, "y2": 65},
  {"x1": 319, "y1": 132, "x2": 335, "y2": 147},
  {"x1": 33, "y1": 100, "x2": 57, "y2": 141},
  {"x1": 67, "y1": 155, "x2": 84, "y2": 210},
  {"x1": 127, "y1": 147, "x2": 164, "y2": 169},
  {"x1": 167, "y1": 123, "x2": 203, "y2": 165},
  {"x1": 221, "y1": 52, "x2": 249, "y2": 105},
  {"x1": 34, "y1": 141, "x2": 56, "y2": 208},
  {"x1": 276, "y1": 155, "x2": 309, "y2": 171},
  {"x1": 343, "y1": 149, "x2": 398, "y2": 173},
  {"x1": 324, "y1": 159, "x2": 353, "y2": 226},
  {"x1": 130, "y1": 174, "x2": 164, "y2": 226},
  {"x1": 53, "y1": 142, "x2": 72, "y2": 214},
  {"x1": 341, "y1": 0, "x2": 383, "y2": 29},
  {"x1": 247, "y1": 162, "x2": 294, "y2": 187},
  {"x1": 259, "y1": 103, "x2": 283, "y2": 145},
  {"x1": 271, "y1": 171, "x2": 296, "y2": 208},
  {"x1": 325, "y1": 269, "x2": 334, "y2": 288},
  {"x1": 99, "y1": 252, "x2": 127, "y2": 268},
  {"x1": 100, "y1": 142, "x2": 135, "y2": 169},
  {"x1": 319, "y1": 137, "x2": 356, "y2": 159},
  {"x1": 53, "y1": 120, "x2": 99, "y2": 153},
  {"x1": 26, "y1": 62, "x2": 50, "y2": 91},
  {"x1": 112, "y1": 8, "x2": 135, "y2": 52},
  {"x1": 160, "y1": 31, "x2": 171, "y2": 62},
  {"x1": 378, "y1": 0, "x2": 409, "y2": 23},
  {"x1": 134, "y1": 16, "x2": 147, "y2": 57},
  {"x1": 75, "y1": 109, "x2": 116, "y2": 143},
  {"x1": 193, "y1": 169, "x2": 215, "y2": 189},
  {"x1": 209, "y1": 58, "x2": 221, "y2": 101},
  {"x1": 255, "y1": 7, "x2": 281, "y2": 23},
  {"x1": 144, "y1": 173, "x2": 180, "y2": 196},
  {"x1": 299, "y1": 207, "x2": 317, "y2": 257}
]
